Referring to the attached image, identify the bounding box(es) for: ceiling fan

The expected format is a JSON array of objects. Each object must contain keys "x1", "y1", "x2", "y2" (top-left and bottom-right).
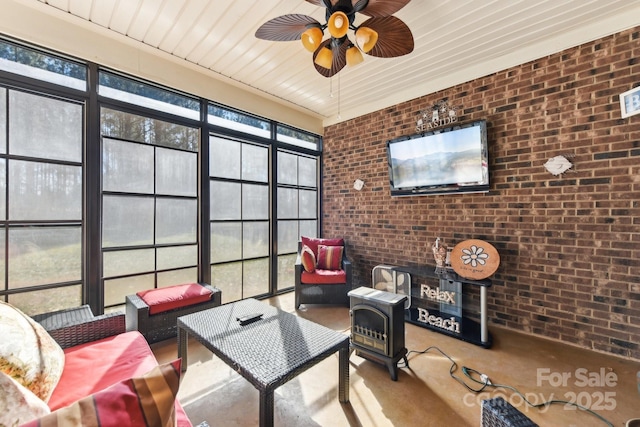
[{"x1": 255, "y1": 0, "x2": 414, "y2": 77}]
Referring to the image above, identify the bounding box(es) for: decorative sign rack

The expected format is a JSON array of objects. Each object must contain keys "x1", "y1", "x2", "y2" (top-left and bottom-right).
[{"x1": 415, "y1": 99, "x2": 463, "y2": 133}]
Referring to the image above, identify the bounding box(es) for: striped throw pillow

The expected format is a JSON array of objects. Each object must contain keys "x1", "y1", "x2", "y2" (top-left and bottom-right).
[
  {"x1": 317, "y1": 245, "x2": 343, "y2": 270},
  {"x1": 22, "y1": 359, "x2": 181, "y2": 427}
]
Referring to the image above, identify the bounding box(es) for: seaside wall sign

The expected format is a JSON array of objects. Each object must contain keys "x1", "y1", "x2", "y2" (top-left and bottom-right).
[{"x1": 415, "y1": 99, "x2": 462, "y2": 132}]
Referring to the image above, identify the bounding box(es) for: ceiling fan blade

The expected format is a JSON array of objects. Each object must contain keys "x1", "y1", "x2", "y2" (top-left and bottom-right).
[
  {"x1": 312, "y1": 39, "x2": 347, "y2": 77},
  {"x1": 356, "y1": 0, "x2": 411, "y2": 17},
  {"x1": 255, "y1": 14, "x2": 321, "y2": 41},
  {"x1": 360, "y1": 16, "x2": 414, "y2": 57}
]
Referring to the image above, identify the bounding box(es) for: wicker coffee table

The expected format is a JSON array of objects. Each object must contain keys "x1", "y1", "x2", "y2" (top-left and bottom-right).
[{"x1": 177, "y1": 298, "x2": 349, "y2": 427}]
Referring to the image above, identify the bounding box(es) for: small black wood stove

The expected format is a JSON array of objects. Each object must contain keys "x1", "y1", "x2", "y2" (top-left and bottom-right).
[{"x1": 348, "y1": 286, "x2": 408, "y2": 381}]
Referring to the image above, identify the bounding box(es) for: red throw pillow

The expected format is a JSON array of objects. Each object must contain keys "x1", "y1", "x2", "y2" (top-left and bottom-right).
[
  {"x1": 300, "y1": 245, "x2": 316, "y2": 273},
  {"x1": 301, "y1": 236, "x2": 344, "y2": 258},
  {"x1": 317, "y1": 245, "x2": 343, "y2": 270}
]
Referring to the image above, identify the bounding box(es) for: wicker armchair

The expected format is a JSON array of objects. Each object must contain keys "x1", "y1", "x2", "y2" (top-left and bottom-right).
[
  {"x1": 32, "y1": 305, "x2": 125, "y2": 349},
  {"x1": 295, "y1": 239, "x2": 352, "y2": 309},
  {"x1": 126, "y1": 283, "x2": 222, "y2": 343},
  {"x1": 32, "y1": 304, "x2": 209, "y2": 427}
]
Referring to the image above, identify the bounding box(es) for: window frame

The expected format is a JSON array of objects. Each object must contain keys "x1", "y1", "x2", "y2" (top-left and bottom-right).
[{"x1": 0, "y1": 36, "x2": 322, "y2": 315}]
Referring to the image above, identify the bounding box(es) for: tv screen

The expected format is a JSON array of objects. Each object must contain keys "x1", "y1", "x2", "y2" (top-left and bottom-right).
[{"x1": 387, "y1": 120, "x2": 489, "y2": 196}]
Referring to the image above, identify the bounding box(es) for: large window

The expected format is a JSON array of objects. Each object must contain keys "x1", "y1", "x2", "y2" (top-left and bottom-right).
[
  {"x1": 277, "y1": 124, "x2": 321, "y2": 151},
  {"x1": 0, "y1": 36, "x2": 321, "y2": 315},
  {"x1": 277, "y1": 150, "x2": 318, "y2": 291},
  {"x1": 100, "y1": 108, "x2": 199, "y2": 311},
  {"x1": 0, "y1": 38, "x2": 86, "y2": 90},
  {"x1": 0, "y1": 88, "x2": 84, "y2": 315},
  {"x1": 208, "y1": 104, "x2": 270, "y2": 138},
  {"x1": 100, "y1": 71, "x2": 200, "y2": 121},
  {"x1": 210, "y1": 136, "x2": 270, "y2": 303}
]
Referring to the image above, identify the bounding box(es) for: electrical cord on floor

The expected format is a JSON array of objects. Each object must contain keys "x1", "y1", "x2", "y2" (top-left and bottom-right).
[{"x1": 399, "y1": 345, "x2": 614, "y2": 427}]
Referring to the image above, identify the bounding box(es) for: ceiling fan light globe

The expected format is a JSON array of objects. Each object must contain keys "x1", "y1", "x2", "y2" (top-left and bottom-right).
[
  {"x1": 328, "y1": 11, "x2": 349, "y2": 38},
  {"x1": 301, "y1": 27, "x2": 323, "y2": 52},
  {"x1": 355, "y1": 27, "x2": 378, "y2": 53},
  {"x1": 314, "y1": 46, "x2": 333, "y2": 69},
  {"x1": 346, "y1": 46, "x2": 364, "y2": 66}
]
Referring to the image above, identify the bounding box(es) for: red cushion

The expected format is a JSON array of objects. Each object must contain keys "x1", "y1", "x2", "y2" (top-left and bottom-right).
[
  {"x1": 300, "y1": 245, "x2": 316, "y2": 273},
  {"x1": 301, "y1": 236, "x2": 344, "y2": 258},
  {"x1": 317, "y1": 245, "x2": 343, "y2": 270},
  {"x1": 301, "y1": 269, "x2": 347, "y2": 284},
  {"x1": 137, "y1": 283, "x2": 212, "y2": 315},
  {"x1": 48, "y1": 331, "x2": 159, "y2": 411}
]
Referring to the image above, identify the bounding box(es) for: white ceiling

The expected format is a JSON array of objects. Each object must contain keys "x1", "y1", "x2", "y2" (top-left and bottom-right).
[{"x1": 32, "y1": 0, "x2": 640, "y2": 126}]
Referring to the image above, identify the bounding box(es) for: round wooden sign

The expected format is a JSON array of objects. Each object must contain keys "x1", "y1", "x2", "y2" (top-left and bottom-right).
[{"x1": 450, "y1": 239, "x2": 500, "y2": 280}]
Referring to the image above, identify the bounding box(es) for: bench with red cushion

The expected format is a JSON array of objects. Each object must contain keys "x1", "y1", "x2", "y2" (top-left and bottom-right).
[
  {"x1": 126, "y1": 282, "x2": 221, "y2": 343},
  {"x1": 136, "y1": 283, "x2": 214, "y2": 315}
]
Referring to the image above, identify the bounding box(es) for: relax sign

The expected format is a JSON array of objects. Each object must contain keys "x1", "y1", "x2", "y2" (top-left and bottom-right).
[{"x1": 417, "y1": 283, "x2": 462, "y2": 333}]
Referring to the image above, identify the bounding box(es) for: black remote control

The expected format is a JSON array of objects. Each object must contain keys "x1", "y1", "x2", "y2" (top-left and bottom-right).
[{"x1": 237, "y1": 313, "x2": 263, "y2": 325}]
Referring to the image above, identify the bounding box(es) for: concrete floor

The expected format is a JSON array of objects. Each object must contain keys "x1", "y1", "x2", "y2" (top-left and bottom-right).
[{"x1": 152, "y1": 292, "x2": 640, "y2": 427}]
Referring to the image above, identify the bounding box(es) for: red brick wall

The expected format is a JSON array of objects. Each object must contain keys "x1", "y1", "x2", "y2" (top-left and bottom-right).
[{"x1": 322, "y1": 27, "x2": 640, "y2": 360}]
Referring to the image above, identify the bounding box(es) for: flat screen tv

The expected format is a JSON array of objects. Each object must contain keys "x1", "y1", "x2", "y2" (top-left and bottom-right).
[{"x1": 386, "y1": 120, "x2": 489, "y2": 196}]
